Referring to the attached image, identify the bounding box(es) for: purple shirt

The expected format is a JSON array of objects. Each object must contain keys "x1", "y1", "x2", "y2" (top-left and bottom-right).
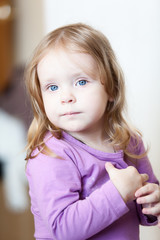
[{"x1": 26, "y1": 131, "x2": 158, "y2": 240}]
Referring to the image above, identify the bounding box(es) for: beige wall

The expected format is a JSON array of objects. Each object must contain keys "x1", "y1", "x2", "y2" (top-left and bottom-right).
[
  {"x1": 13, "y1": 0, "x2": 44, "y2": 65},
  {"x1": 43, "y1": 1, "x2": 160, "y2": 239}
]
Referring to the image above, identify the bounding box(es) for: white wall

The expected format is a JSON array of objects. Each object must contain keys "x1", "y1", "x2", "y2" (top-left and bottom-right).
[{"x1": 42, "y1": 0, "x2": 160, "y2": 239}]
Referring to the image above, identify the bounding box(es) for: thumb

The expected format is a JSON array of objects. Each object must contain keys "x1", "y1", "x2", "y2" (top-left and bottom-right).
[
  {"x1": 141, "y1": 173, "x2": 149, "y2": 184},
  {"x1": 105, "y1": 162, "x2": 115, "y2": 173}
]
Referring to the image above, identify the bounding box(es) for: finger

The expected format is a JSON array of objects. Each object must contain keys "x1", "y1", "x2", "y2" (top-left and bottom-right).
[
  {"x1": 135, "y1": 183, "x2": 158, "y2": 198},
  {"x1": 136, "y1": 191, "x2": 159, "y2": 204},
  {"x1": 142, "y1": 202, "x2": 160, "y2": 216},
  {"x1": 141, "y1": 174, "x2": 149, "y2": 184},
  {"x1": 105, "y1": 162, "x2": 115, "y2": 173}
]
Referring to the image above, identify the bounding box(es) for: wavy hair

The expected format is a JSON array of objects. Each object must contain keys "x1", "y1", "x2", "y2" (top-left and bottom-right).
[{"x1": 25, "y1": 23, "x2": 145, "y2": 160}]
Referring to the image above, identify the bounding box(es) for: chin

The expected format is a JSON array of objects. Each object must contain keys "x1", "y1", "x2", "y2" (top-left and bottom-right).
[{"x1": 62, "y1": 125, "x2": 86, "y2": 133}]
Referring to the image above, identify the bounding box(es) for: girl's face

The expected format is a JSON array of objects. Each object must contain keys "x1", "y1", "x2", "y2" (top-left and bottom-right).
[{"x1": 37, "y1": 48, "x2": 110, "y2": 137}]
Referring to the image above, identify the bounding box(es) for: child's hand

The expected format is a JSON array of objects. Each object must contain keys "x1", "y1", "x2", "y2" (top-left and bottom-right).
[
  {"x1": 135, "y1": 183, "x2": 160, "y2": 227},
  {"x1": 105, "y1": 162, "x2": 148, "y2": 203}
]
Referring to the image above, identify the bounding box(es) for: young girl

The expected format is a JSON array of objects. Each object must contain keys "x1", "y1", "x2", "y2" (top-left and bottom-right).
[{"x1": 25, "y1": 23, "x2": 160, "y2": 240}]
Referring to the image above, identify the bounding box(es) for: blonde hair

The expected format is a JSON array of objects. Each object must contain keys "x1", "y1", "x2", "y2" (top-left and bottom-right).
[{"x1": 25, "y1": 23, "x2": 145, "y2": 160}]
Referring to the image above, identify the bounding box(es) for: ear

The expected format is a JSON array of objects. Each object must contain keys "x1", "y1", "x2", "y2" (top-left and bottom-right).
[{"x1": 108, "y1": 96, "x2": 114, "y2": 102}]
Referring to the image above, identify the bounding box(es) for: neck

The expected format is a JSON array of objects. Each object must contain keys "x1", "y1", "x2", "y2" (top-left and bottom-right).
[{"x1": 67, "y1": 128, "x2": 114, "y2": 153}]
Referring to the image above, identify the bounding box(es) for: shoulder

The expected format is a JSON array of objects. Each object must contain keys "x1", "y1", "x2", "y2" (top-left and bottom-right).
[
  {"x1": 25, "y1": 134, "x2": 82, "y2": 202},
  {"x1": 124, "y1": 134, "x2": 147, "y2": 167},
  {"x1": 126, "y1": 135, "x2": 158, "y2": 183},
  {"x1": 127, "y1": 134, "x2": 146, "y2": 156},
  {"x1": 30, "y1": 132, "x2": 74, "y2": 159},
  {"x1": 26, "y1": 132, "x2": 80, "y2": 176}
]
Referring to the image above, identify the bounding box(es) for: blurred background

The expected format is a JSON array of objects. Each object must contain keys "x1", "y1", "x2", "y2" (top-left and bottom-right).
[{"x1": 0, "y1": 0, "x2": 159, "y2": 239}]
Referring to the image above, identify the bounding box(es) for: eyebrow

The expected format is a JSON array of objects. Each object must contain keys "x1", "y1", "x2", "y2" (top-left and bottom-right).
[
  {"x1": 71, "y1": 71, "x2": 89, "y2": 78},
  {"x1": 40, "y1": 71, "x2": 90, "y2": 83}
]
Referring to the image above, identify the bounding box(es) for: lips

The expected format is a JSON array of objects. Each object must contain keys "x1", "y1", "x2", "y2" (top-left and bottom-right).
[{"x1": 61, "y1": 112, "x2": 81, "y2": 116}]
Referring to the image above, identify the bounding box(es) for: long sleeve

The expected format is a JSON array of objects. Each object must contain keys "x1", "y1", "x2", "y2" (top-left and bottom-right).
[
  {"x1": 26, "y1": 150, "x2": 129, "y2": 240},
  {"x1": 27, "y1": 132, "x2": 159, "y2": 240},
  {"x1": 127, "y1": 138, "x2": 159, "y2": 226}
]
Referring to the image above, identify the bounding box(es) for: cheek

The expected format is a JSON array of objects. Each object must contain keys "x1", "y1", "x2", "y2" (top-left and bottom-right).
[
  {"x1": 91, "y1": 89, "x2": 108, "y2": 106},
  {"x1": 42, "y1": 96, "x2": 57, "y2": 117},
  {"x1": 83, "y1": 93, "x2": 108, "y2": 115}
]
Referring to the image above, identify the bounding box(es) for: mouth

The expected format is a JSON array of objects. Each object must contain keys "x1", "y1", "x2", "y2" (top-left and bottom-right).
[{"x1": 61, "y1": 112, "x2": 81, "y2": 116}]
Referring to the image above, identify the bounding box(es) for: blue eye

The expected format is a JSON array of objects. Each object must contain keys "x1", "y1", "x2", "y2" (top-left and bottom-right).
[
  {"x1": 49, "y1": 85, "x2": 58, "y2": 91},
  {"x1": 77, "y1": 80, "x2": 87, "y2": 86}
]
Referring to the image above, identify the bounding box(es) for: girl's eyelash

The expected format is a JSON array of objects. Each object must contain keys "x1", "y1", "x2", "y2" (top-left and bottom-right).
[
  {"x1": 44, "y1": 79, "x2": 88, "y2": 91},
  {"x1": 48, "y1": 85, "x2": 58, "y2": 91},
  {"x1": 76, "y1": 79, "x2": 88, "y2": 86}
]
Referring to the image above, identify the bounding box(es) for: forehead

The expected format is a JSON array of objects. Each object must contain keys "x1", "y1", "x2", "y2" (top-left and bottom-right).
[{"x1": 37, "y1": 47, "x2": 98, "y2": 80}]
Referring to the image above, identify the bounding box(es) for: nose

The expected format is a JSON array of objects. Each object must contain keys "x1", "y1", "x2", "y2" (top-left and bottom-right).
[{"x1": 61, "y1": 92, "x2": 76, "y2": 104}]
